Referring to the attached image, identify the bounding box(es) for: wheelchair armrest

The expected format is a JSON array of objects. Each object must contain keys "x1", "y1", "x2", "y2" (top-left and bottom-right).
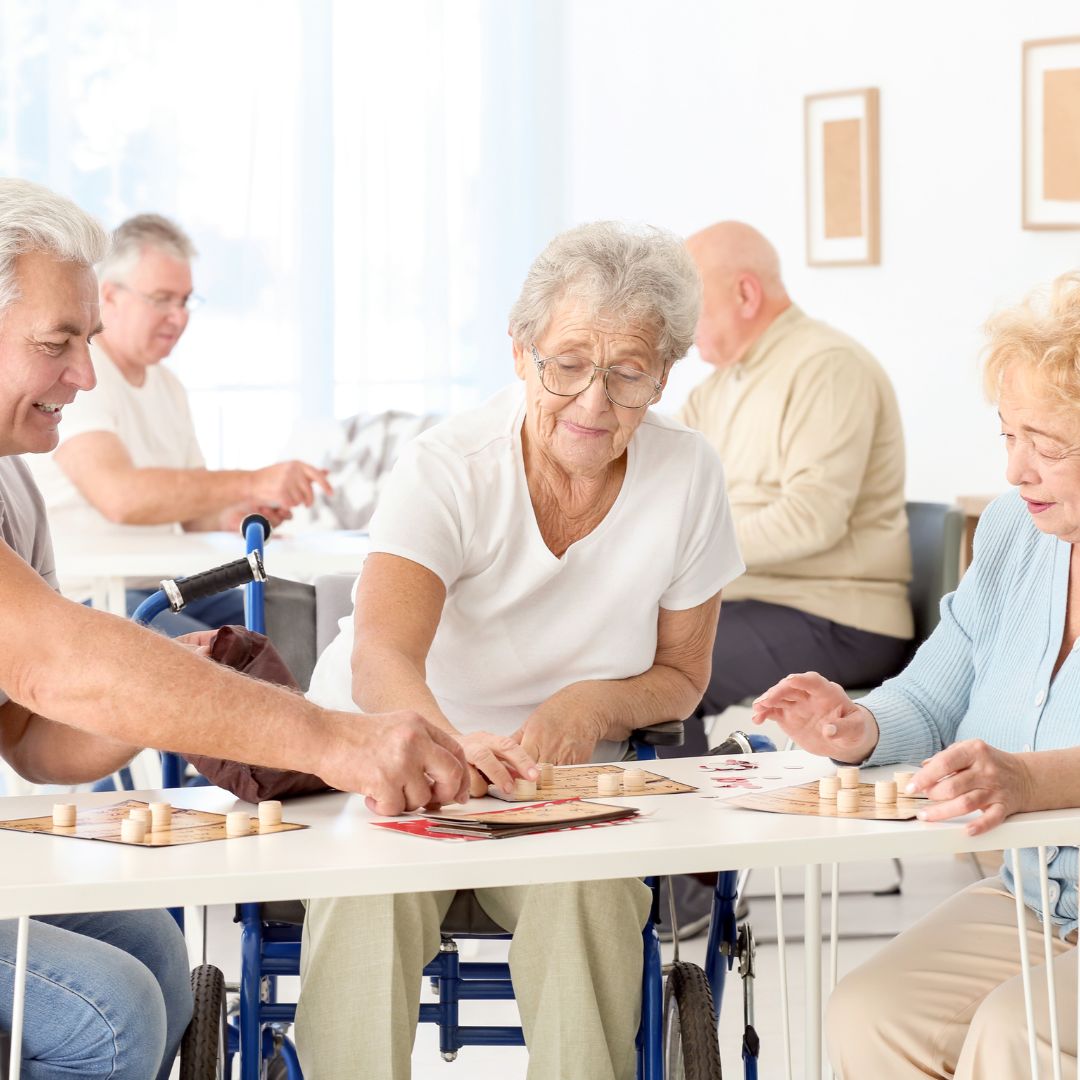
[{"x1": 630, "y1": 719, "x2": 684, "y2": 748}]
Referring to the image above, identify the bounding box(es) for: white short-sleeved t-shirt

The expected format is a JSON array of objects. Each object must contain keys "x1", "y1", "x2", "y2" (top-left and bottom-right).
[
  {"x1": 307, "y1": 384, "x2": 744, "y2": 759},
  {"x1": 0, "y1": 456, "x2": 59, "y2": 706},
  {"x1": 27, "y1": 347, "x2": 205, "y2": 597}
]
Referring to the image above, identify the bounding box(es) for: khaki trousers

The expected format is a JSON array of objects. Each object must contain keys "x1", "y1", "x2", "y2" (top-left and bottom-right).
[
  {"x1": 827, "y1": 877, "x2": 1078, "y2": 1079},
  {"x1": 295, "y1": 878, "x2": 652, "y2": 1080}
]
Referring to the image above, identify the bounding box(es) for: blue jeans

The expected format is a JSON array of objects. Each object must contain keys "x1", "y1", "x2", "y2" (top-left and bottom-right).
[
  {"x1": 124, "y1": 586, "x2": 247, "y2": 638},
  {"x1": 0, "y1": 909, "x2": 192, "y2": 1079}
]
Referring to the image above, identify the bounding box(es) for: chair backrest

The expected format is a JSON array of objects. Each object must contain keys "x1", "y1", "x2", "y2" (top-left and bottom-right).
[
  {"x1": 264, "y1": 573, "x2": 358, "y2": 691},
  {"x1": 905, "y1": 501, "x2": 964, "y2": 650}
]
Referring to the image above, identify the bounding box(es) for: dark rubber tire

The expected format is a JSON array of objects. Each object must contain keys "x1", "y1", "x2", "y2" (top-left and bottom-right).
[
  {"x1": 663, "y1": 961, "x2": 723, "y2": 1080},
  {"x1": 179, "y1": 964, "x2": 227, "y2": 1080}
]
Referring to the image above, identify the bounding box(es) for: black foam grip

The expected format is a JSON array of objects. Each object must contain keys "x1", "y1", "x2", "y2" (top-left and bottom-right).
[
  {"x1": 174, "y1": 556, "x2": 258, "y2": 605},
  {"x1": 241, "y1": 513, "x2": 272, "y2": 542}
]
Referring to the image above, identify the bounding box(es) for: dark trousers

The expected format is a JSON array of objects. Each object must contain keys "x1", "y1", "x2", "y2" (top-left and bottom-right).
[{"x1": 663, "y1": 599, "x2": 911, "y2": 758}]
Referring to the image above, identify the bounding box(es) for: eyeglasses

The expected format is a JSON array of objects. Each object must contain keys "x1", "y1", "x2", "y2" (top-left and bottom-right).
[
  {"x1": 531, "y1": 345, "x2": 663, "y2": 409},
  {"x1": 114, "y1": 283, "x2": 205, "y2": 313}
]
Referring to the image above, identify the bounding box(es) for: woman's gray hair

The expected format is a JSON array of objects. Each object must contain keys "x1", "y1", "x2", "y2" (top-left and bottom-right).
[
  {"x1": 509, "y1": 221, "x2": 702, "y2": 370},
  {"x1": 0, "y1": 178, "x2": 108, "y2": 319},
  {"x1": 97, "y1": 213, "x2": 197, "y2": 285}
]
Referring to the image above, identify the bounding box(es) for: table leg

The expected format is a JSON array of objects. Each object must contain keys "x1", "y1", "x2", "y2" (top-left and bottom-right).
[
  {"x1": 9, "y1": 915, "x2": 28, "y2": 1079},
  {"x1": 804, "y1": 864, "x2": 822, "y2": 1079}
]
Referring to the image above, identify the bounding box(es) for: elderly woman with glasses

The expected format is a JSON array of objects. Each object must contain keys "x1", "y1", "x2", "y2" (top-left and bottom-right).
[{"x1": 294, "y1": 221, "x2": 743, "y2": 1080}]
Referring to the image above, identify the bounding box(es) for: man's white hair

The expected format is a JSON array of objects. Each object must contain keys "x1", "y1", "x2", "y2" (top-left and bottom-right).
[
  {"x1": 0, "y1": 178, "x2": 108, "y2": 318},
  {"x1": 97, "y1": 213, "x2": 197, "y2": 285},
  {"x1": 509, "y1": 221, "x2": 702, "y2": 370}
]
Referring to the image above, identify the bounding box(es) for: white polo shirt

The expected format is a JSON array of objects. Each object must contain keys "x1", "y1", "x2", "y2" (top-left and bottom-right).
[{"x1": 308, "y1": 384, "x2": 743, "y2": 759}]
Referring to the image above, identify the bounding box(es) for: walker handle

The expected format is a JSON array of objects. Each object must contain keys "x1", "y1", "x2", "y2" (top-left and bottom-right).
[{"x1": 161, "y1": 552, "x2": 266, "y2": 611}]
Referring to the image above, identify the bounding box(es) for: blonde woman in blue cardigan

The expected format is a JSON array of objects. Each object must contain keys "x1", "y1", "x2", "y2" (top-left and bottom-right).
[{"x1": 754, "y1": 271, "x2": 1080, "y2": 1079}]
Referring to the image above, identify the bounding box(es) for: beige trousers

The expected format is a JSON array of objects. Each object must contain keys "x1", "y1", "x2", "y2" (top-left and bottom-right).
[
  {"x1": 827, "y1": 877, "x2": 1078, "y2": 1078},
  {"x1": 295, "y1": 878, "x2": 652, "y2": 1080}
]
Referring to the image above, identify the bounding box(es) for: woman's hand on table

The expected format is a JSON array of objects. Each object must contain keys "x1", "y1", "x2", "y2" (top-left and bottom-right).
[
  {"x1": 456, "y1": 731, "x2": 539, "y2": 798},
  {"x1": 908, "y1": 739, "x2": 1036, "y2": 836},
  {"x1": 751, "y1": 672, "x2": 879, "y2": 763},
  {"x1": 512, "y1": 698, "x2": 605, "y2": 767}
]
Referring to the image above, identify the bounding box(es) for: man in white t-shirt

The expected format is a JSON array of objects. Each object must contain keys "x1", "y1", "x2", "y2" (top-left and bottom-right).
[{"x1": 29, "y1": 214, "x2": 332, "y2": 633}]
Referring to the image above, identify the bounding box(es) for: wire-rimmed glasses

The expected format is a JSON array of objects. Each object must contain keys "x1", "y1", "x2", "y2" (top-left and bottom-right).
[
  {"x1": 531, "y1": 344, "x2": 663, "y2": 409},
  {"x1": 115, "y1": 283, "x2": 205, "y2": 313}
]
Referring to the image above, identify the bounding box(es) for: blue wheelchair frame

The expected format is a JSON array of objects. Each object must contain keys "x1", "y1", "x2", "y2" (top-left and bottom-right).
[{"x1": 136, "y1": 519, "x2": 769, "y2": 1079}]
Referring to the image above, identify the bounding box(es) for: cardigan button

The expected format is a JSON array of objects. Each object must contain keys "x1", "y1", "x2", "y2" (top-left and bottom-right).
[{"x1": 1035, "y1": 690, "x2": 1046, "y2": 706}]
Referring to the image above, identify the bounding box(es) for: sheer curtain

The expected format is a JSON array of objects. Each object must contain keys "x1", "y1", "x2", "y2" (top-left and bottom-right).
[{"x1": 0, "y1": 0, "x2": 563, "y2": 465}]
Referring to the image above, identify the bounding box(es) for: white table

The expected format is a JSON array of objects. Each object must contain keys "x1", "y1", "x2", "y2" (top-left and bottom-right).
[
  {"x1": 5, "y1": 752, "x2": 1080, "y2": 1078},
  {"x1": 51, "y1": 529, "x2": 370, "y2": 615}
]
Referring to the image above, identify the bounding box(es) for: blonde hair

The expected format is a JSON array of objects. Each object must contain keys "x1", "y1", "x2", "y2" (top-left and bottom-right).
[{"x1": 984, "y1": 271, "x2": 1080, "y2": 409}]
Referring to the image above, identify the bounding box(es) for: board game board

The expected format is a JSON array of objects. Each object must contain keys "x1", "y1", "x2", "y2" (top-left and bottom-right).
[
  {"x1": 487, "y1": 763, "x2": 696, "y2": 802},
  {"x1": 725, "y1": 781, "x2": 922, "y2": 821},
  {"x1": 0, "y1": 799, "x2": 307, "y2": 847}
]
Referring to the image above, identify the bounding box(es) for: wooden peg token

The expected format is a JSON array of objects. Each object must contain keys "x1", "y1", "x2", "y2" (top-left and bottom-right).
[
  {"x1": 837, "y1": 766, "x2": 860, "y2": 789},
  {"x1": 837, "y1": 788, "x2": 860, "y2": 813},
  {"x1": 258, "y1": 801, "x2": 283, "y2": 828},
  {"x1": 52, "y1": 804, "x2": 76, "y2": 828},
  {"x1": 818, "y1": 777, "x2": 839, "y2": 800},
  {"x1": 622, "y1": 768, "x2": 646, "y2": 794},
  {"x1": 514, "y1": 778, "x2": 538, "y2": 799},
  {"x1": 226, "y1": 811, "x2": 253, "y2": 837},
  {"x1": 597, "y1": 773, "x2": 621, "y2": 797},
  {"x1": 149, "y1": 802, "x2": 172, "y2": 830},
  {"x1": 120, "y1": 818, "x2": 147, "y2": 843},
  {"x1": 894, "y1": 771, "x2": 915, "y2": 794},
  {"x1": 129, "y1": 807, "x2": 151, "y2": 826},
  {"x1": 875, "y1": 780, "x2": 897, "y2": 805},
  {"x1": 539, "y1": 763, "x2": 555, "y2": 788}
]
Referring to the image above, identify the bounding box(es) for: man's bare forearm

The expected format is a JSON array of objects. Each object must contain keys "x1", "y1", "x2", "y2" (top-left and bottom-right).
[
  {"x1": 0, "y1": 701, "x2": 138, "y2": 785},
  {"x1": 92, "y1": 466, "x2": 253, "y2": 526}
]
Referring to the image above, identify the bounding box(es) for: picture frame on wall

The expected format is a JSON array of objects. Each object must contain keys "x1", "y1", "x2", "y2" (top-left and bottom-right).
[
  {"x1": 804, "y1": 87, "x2": 880, "y2": 266},
  {"x1": 1023, "y1": 36, "x2": 1080, "y2": 230}
]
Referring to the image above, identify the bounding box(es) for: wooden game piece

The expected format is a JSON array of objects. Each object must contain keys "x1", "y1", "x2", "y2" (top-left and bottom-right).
[
  {"x1": 818, "y1": 777, "x2": 839, "y2": 801},
  {"x1": 52, "y1": 804, "x2": 76, "y2": 828},
  {"x1": 514, "y1": 778, "x2": 538, "y2": 799},
  {"x1": 226, "y1": 811, "x2": 252, "y2": 837},
  {"x1": 258, "y1": 801, "x2": 283, "y2": 828},
  {"x1": 597, "y1": 773, "x2": 621, "y2": 797},
  {"x1": 837, "y1": 766, "x2": 860, "y2": 789},
  {"x1": 149, "y1": 802, "x2": 172, "y2": 830},
  {"x1": 894, "y1": 771, "x2": 915, "y2": 794},
  {"x1": 128, "y1": 807, "x2": 151, "y2": 826},
  {"x1": 120, "y1": 817, "x2": 147, "y2": 843},
  {"x1": 875, "y1": 780, "x2": 898, "y2": 805},
  {"x1": 836, "y1": 788, "x2": 860, "y2": 813},
  {"x1": 539, "y1": 763, "x2": 555, "y2": 788},
  {"x1": 622, "y1": 768, "x2": 646, "y2": 794}
]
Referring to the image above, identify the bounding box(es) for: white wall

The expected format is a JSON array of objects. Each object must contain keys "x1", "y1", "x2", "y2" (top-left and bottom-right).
[{"x1": 558, "y1": 0, "x2": 1080, "y2": 502}]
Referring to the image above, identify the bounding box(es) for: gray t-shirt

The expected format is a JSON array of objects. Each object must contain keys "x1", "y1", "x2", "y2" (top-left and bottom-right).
[{"x1": 0, "y1": 456, "x2": 59, "y2": 705}]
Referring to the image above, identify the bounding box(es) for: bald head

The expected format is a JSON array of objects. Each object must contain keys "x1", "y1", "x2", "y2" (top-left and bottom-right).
[{"x1": 686, "y1": 221, "x2": 791, "y2": 368}]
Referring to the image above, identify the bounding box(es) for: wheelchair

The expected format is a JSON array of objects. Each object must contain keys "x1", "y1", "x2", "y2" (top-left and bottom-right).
[{"x1": 135, "y1": 517, "x2": 769, "y2": 1079}]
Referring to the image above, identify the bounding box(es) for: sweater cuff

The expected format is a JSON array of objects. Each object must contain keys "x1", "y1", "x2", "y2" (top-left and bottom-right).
[{"x1": 859, "y1": 689, "x2": 938, "y2": 767}]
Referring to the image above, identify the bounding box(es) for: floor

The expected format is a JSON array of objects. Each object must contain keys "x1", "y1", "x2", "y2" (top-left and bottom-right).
[{"x1": 201, "y1": 852, "x2": 984, "y2": 1079}]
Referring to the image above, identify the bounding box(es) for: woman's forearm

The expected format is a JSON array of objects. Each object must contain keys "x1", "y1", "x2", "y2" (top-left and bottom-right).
[
  {"x1": 1016, "y1": 747, "x2": 1080, "y2": 812},
  {"x1": 557, "y1": 663, "x2": 705, "y2": 744},
  {"x1": 351, "y1": 643, "x2": 456, "y2": 734}
]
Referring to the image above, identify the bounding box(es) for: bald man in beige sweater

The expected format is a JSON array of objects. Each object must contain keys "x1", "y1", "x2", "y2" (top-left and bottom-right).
[{"x1": 673, "y1": 222, "x2": 912, "y2": 752}]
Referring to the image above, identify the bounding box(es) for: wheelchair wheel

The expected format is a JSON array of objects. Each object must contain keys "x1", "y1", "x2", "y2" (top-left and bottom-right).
[
  {"x1": 663, "y1": 961, "x2": 722, "y2": 1080},
  {"x1": 180, "y1": 964, "x2": 227, "y2": 1080}
]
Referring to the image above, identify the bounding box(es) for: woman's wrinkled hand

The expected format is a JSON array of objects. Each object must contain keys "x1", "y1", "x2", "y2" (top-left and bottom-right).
[
  {"x1": 908, "y1": 739, "x2": 1036, "y2": 836},
  {"x1": 512, "y1": 699, "x2": 605, "y2": 768},
  {"x1": 751, "y1": 672, "x2": 878, "y2": 763},
  {"x1": 456, "y1": 731, "x2": 539, "y2": 798}
]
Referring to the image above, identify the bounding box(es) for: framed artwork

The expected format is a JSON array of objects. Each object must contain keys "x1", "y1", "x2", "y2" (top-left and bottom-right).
[
  {"x1": 1023, "y1": 36, "x2": 1080, "y2": 230},
  {"x1": 804, "y1": 88, "x2": 880, "y2": 266}
]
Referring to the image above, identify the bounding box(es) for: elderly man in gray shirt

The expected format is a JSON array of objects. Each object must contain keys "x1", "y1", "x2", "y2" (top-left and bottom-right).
[{"x1": 0, "y1": 180, "x2": 470, "y2": 1080}]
